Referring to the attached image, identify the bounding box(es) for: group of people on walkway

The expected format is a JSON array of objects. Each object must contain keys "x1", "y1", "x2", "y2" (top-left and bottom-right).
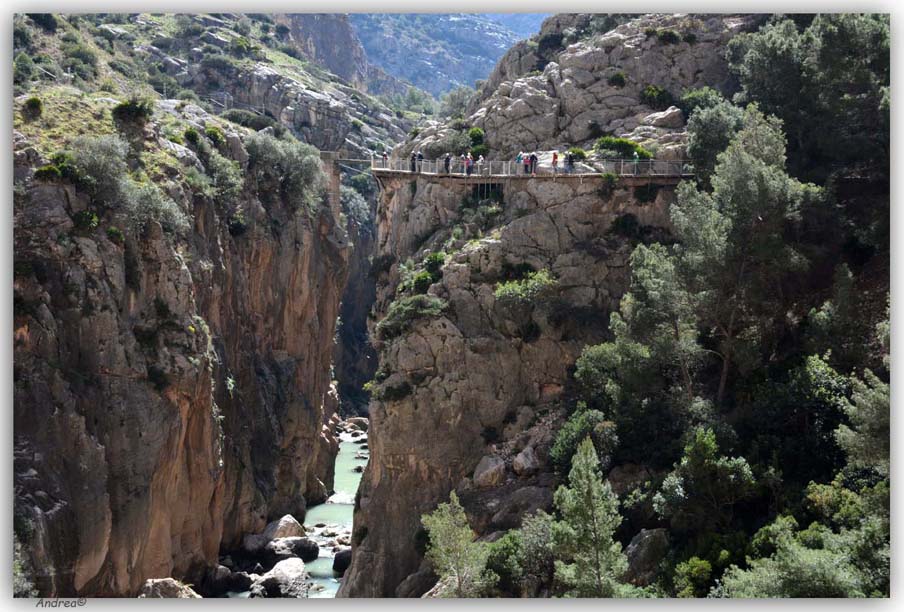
[{"x1": 387, "y1": 148, "x2": 583, "y2": 176}]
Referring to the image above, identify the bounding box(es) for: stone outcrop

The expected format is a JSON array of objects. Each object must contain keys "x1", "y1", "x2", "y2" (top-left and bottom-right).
[
  {"x1": 249, "y1": 558, "x2": 309, "y2": 598},
  {"x1": 13, "y1": 98, "x2": 348, "y2": 596},
  {"x1": 340, "y1": 170, "x2": 677, "y2": 596},
  {"x1": 411, "y1": 14, "x2": 755, "y2": 160},
  {"x1": 138, "y1": 578, "x2": 202, "y2": 598},
  {"x1": 624, "y1": 528, "x2": 670, "y2": 586}
]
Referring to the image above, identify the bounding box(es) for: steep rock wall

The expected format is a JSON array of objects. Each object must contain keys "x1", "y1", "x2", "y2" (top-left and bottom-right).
[
  {"x1": 13, "y1": 118, "x2": 348, "y2": 596},
  {"x1": 339, "y1": 174, "x2": 676, "y2": 596}
]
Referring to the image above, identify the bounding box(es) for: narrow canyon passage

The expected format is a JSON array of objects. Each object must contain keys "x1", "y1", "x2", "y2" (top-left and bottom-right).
[{"x1": 303, "y1": 431, "x2": 368, "y2": 597}]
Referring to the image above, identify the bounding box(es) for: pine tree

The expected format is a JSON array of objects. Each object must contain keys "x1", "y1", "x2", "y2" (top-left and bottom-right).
[
  {"x1": 421, "y1": 491, "x2": 495, "y2": 597},
  {"x1": 552, "y1": 437, "x2": 639, "y2": 597}
]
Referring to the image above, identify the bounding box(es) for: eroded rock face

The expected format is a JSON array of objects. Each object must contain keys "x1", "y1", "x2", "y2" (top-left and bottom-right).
[
  {"x1": 625, "y1": 528, "x2": 669, "y2": 586},
  {"x1": 408, "y1": 14, "x2": 755, "y2": 160},
  {"x1": 339, "y1": 172, "x2": 677, "y2": 597},
  {"x1": 13, "y1": 115, "x2": 348, "y2": 596}
]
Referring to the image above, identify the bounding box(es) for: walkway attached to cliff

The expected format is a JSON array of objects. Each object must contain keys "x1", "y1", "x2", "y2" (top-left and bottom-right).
[{"x1": 366, "y1": 158, "x2": 694, "y2": 187}]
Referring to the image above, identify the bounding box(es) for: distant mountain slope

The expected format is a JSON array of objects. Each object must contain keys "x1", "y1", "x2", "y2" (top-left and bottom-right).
[
  {"x1": 348, "y1": 13, "x2": 537, "y2": 97},
  {"x1": 482, "y1": 13, "x2": 549, "y2": 39}
]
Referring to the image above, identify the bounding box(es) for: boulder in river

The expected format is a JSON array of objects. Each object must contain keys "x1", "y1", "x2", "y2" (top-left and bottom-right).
[
  {"x1": 265, "y1": 536, "x2": 320, "y2": 563},
  {"x1": 138, "y1": 578, "x2": 202, "y2": 598},
  {"x1": 243, "y1": 514, "x2": 305, "y2": 554},
  {"x1": 333, "y1": 549, "x2": 352, "y2": 576},
  {"x1": 346, "y1": 417, "x2": 369, "y2": 431},
  {"x1": 249, "y1": 558, "x2": 309, "y2": 598}
]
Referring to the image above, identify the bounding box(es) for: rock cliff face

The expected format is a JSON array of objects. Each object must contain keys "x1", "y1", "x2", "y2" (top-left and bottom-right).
[
  {"x1": 340, "y1": 12, "x2": 754, "y2": 597},
  {"x1": 339, "y1": 173, "x2": 677, "y2": 597},
  {"x1": 13, "y1": 103, "x2": 348, "y2": 596},
  {"x1": 410, "y1": 14, "x2": 754, "y2": 160},
  {"x1": 276, "y1": 14, "x2": 409, "y2": 98}
]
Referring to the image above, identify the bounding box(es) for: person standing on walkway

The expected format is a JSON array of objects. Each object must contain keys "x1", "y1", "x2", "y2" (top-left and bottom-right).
[
  {"x1": 529, "y1": 152, "x2": 538, "y2": 176},
  {"x1": 552, "y1": 151, "x2": 559, "y2": 174},
  {"x1": 477, "y1": 154, "x2": 484, "y2": 175},
  {"x1": 444, "y1": 153, "x2": 451, "y2": 174},
  {"x1": 382, "y1": 151, "x2": 388, "y2": 168},
  {"x1": 523, "y1": 152, "x2": 531, "y2": 175},
  {"x1": 417, "y1": 150, "x2": 424, "y2": 173},
  {"x1": 466, "y1": 153, "x2": 474, "y2": 176}
]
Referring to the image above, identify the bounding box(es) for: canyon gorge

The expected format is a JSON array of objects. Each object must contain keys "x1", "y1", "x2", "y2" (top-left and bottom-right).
[{"x1": 13, "y1": 11, "x2": 890, "y2": 599}]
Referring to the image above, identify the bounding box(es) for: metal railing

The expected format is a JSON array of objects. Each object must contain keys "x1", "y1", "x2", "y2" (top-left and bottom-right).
[{"x1": 370, "y1": 158, "x2": 690, "y2": 177}]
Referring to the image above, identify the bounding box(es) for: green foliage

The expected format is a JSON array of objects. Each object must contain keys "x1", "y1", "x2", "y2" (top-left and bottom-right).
[
  {"x1": 553, "y1": 438, "x2": 642, "y2": 597},
  {"x1": 120, "y1": 180, "x2": 190, "y2": 235},
  {"x1": 836, "y1": 369, "x2": 889, "y2": 477},
  {"x1": 550, "y1": 407, "x2": 617, "y2": 474},
  {"x1": 183, "y1": 127, "x2": 200, "y2": 146},
  {"x1": 469, "y1": 143, "x2": 489, "y2": 159},
  {"x1": 68, "y1": 134, "x2": 130, "y2": 205},
  {"x1": 204, "y1": 126, "x2": 226, "y2": 148},
  {"x1": 640, "y1": 85, "x2": 675, "y2": 110},
  {"x1": 422, "y1": 491, "x2": 495, "y2": 598},
  {"x1": 61, "y1": 38, "x2": 99, "y2": 80},
  {"x1": 106, "y1": 225, "x2": 124, "y2": 245},
  {"x1": 411, "y1": 270, "x2": 434, "y2": 294},
  {"x1": 439, "y1": 85, "x2": 475, "y2": 118},
  {"x1": 376, "y1": 294, "x2": 447, "y2": 340},
  {"x1": 674, "y1": 556, "x2": 711, "y2": 597},
  {"x1": 486, "y1": 530, "x2": 523, "y2": 594},
  {"x1": 112, "y1": 95, "x2": 155, "y2": 125},
  {"x1": 683, "y1": 32, "x2": 698, "y2": 44},
  {"x1": 22, "y1": 96, "x2": 44, "y2": 119},
  {"x1": 73, "y1": 209, "x2": 99, "y2": 231},
  {"x1": 14, "y1": 53, "x2": 35, "y2": 87},
  {"x1": 33, "y1": 164, "x2": 62, "y2": 182},
  {"x1": 423, "y1": 252, "x2": 445, "y2": 276},
  {"x1": 245, "y1": 132, "x2": 325, "y2": 212},
  {"x1": 607, "y1": 71, "x2": 626, "y2": 87},
  {"x1": 594, "y1": 136, "x2": 652, "y2": 159},
  {"x1": 678, "y1": 86, "x2": 724, "y2": 117},
  {"x1": 340, "y1": 184, "x2": 370, "y2": 228},
  {"x1": 494, "y1": 269, "x2": 557, "y2": 307},
  {"x1": 566, "y1": 147, "x2": 587, "y2": 161},
  {"x1": 227, "y1": 210, "x2": 248, "y2": 236},
  {"x1": 653, "y1": 428, "x2": 755, "y2": 533},
  {"x1": 205, "y1": 149, "x2": 244, "y2": 205},
  {"x1": 222, "y1": 109, "x2": 282, "y2": 134},
  {"x1": 27, "y1": 13, "x2": 58, "y2": 32},
  {"x1": 467, "y1": 127, "x2": 485, "y2": 146},
  {"x1": 686, "y1": 99, "x2": 744, "y2": 186},
  {"x1": 728, "y1": 15, "x2": 889, "y2": 179},
  {"x1": 657, "y1": 29, "x2": 681, "y2": 44}
]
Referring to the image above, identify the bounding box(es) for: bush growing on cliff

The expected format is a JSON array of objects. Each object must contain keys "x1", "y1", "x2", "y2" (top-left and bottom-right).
[
  {"x1": 686, "y1": 100, "x2": 744, "y2": 187},
  {"x1": 112, "y1": 94, "x2": 155, "y2": 125},
  {"x1": 120, "y1": 180, "x2": 190, "y2": 235},
  {"x1": 594, "y1": 136, "x2": 653, "y2": 159},
  {"x1": 422, "y1": 491, "x2": 496, "y2": 597},
  {"x1": 566, "y1": 147, "x2": 587, "y2": 161},
  {"x1": 205, "y1": 149, "x2": 244, "y2": 205},
  {"x1": 656, "y1": 29, "x2": 681, "y2": 44},
  {"x1": 245, "y1": 132, "x2": 325, "y2": 212},
  {"x1": 13, "y1": 537, "x2": 37, "y2": 597},
  {"x1": 494, "y1": 269, "x2": 558, "y2": 307},
  {"x1": 607, "y1": 71, "x2": 627, "y2": 88},
  {"x1": 640, "y1": 85, "x2": 675, "y2": 111},
  {"x1": 376, "y1": 294, "x2": 447, "y2": 341},
  {"x1": 22, "y1": 96, "x2": 42, "y2": 119},
  {"x1": 68, "y1": 134, "x2": 130, "y2": 205}
]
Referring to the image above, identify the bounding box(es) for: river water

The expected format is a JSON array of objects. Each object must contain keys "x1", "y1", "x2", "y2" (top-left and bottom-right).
[{"x1": 303, "y1": 433, "x2": 367, "y2": 597}]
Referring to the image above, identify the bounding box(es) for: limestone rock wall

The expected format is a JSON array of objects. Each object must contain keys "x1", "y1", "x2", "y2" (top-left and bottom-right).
[
  {"x1": 339, "y1": 174, "x2": 676, "y2": 596},
  {"x1": 13, "y1": 122, "x2": 349, "y2": 596}
]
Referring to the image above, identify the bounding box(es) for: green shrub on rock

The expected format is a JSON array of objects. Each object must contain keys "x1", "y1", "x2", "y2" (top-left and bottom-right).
[
  {"x1": 112, "y1": 95, "x2": 155, "y2": 125},
  {"x1": 640, "y1": 85, "x2": 675, "y2": 111},
  {"x1": 494, "y1": 269, "x2": 558, "y2": 307},
  {"x1": 376, "y1": 294, "x2": 447, "y2": 340},
  {"x1": 594, "y1": 136, "x2": 653, "y2": 159}
]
